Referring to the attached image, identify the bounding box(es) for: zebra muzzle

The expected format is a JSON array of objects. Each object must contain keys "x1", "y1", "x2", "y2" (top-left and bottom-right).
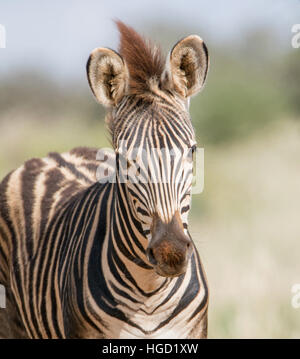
[{"x1": 146, "y1": 212, "x2": 192, "y2": 277}]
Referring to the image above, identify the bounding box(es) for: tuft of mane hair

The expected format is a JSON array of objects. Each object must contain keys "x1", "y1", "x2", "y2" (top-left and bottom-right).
[{"x1": 115, "y1": 20, "x2": 165, "y2": 96}]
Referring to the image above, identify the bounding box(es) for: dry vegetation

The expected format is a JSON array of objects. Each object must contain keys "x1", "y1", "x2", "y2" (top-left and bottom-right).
[{"x1": 191, "y1": 119, "x2": 300, "y2": 338}]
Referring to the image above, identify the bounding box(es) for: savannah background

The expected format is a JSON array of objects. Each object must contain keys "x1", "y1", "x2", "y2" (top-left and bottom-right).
[{"x1": 0, "y1": 0, "x2": 299, "y2": 338}]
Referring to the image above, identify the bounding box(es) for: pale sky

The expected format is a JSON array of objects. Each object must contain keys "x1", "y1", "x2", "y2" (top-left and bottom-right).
[{"x1": 0, "y1": 0, "x2": 298, "y2": 83}]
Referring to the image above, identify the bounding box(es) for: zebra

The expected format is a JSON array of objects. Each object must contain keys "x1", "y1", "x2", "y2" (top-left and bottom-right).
[{"x1": 0, "y1": 21, "x2": 209, "y2": 339}]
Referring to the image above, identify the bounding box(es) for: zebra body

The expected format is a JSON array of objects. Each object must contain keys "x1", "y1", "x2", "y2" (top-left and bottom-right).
[{"x1": 0, "y1": 22, "x2": 209, "y2": 338}]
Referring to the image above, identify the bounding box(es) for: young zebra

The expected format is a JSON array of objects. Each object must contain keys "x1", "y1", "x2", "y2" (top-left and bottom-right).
[{"x1": 0, "y1": 21, "x2": 209, "y2": 339}]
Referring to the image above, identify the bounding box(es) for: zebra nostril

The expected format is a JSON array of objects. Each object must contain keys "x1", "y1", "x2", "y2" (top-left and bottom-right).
[
  {"x1": 146, "y1": 248, "x2": 157, "y2": 266},
  {"x1": 186, "y1": 241, "x2": 192, "y2": 251},
  {"x1": 186, "y1": 240, "x2": 193, "y2": 256}
]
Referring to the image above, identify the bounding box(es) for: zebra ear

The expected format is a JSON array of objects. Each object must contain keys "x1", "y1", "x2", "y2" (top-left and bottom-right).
[
  {"x1": 87, "y1": 48, "x2": 129, "y2": 107},
  {"x1": 164, "y1": 35, "x2": 209, "y2": 98}
]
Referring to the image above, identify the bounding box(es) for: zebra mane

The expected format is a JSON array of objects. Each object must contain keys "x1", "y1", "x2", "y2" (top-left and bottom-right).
[{"x1": 115, "y1": 20, "x2": 165, "y2": 96}]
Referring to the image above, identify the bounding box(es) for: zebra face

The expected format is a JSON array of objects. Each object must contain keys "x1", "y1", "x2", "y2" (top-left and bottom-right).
[
  {"x1": 87, "y1": 22, "x2": 209, "y2": 277},
  {"x1": 113, "y1": 113, "x2": 197, "y2": 277}
]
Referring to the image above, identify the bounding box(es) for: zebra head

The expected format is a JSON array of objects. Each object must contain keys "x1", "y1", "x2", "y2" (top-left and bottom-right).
[{"x1": 87, "y1": 21, "x2": 209, "y2": 278}]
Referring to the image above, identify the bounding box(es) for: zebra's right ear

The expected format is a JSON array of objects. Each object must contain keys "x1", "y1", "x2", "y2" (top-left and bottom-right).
[{"x1": 87, "y1": 48, "x2": 129, "y2": 107}]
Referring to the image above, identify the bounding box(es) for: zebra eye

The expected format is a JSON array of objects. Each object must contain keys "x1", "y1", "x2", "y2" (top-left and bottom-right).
[
  {"x1": 187, "y1": 145, "x2": 196, "y2": 164},
  {"x1": 188, "y1": 145, "x2": 196, "y2": 162}
]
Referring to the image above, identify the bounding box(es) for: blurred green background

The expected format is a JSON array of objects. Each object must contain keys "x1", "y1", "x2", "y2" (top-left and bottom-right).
[{"x1": 0, "y1": 0, "x2": 299, "y2": 338}]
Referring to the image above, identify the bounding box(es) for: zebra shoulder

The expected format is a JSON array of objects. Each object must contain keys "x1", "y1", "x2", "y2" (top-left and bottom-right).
[{"x1": 0, "y1": 146, "x2": 115, "y2": 239}]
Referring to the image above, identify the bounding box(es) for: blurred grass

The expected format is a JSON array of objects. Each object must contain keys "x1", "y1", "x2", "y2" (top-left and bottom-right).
[
  {"x1": 191, "y1": 120, "x2": 300, "y2": 338},
  {"x1": 193, "y1": 55, "x2": 287, "y2": 145},
  {"x1": 0, "y1": 114, "x2": 110, "y2": 179}
]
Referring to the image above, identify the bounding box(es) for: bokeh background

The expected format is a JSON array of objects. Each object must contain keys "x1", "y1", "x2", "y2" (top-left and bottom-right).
[{"x1": 0, "y1": 0, "x2": 299, "y2": 338}]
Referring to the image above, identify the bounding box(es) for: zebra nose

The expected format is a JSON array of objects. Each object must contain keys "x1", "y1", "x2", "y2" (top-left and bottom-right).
[
  {"x1": 147, "y1": 212, "x2": 193, "y2": 277},
  {"x1": 151, "y1": 235, "x2": 191, "y2": 262},
  {"x1": 147, "y1": 236, "x2": 192, "y2": 277}
]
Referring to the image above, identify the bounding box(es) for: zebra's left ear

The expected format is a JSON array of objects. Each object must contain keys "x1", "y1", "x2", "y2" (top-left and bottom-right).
[
  {"x1": 163, "y1": 35, "x2": 209, "y2": 98},
  {"x1": 87, "y1": 48, "x2": 129, "y2": 107}
]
